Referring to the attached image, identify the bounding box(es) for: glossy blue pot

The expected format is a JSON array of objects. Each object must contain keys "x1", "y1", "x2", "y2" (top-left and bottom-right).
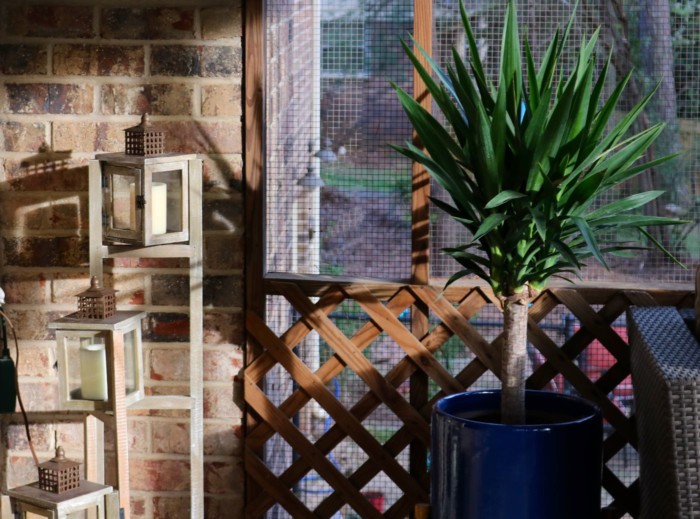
[{"x1": 431, "y1": 390, "x2": 603, "y2": 519}]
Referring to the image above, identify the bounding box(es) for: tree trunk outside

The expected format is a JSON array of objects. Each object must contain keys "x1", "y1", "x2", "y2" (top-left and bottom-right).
[{"x1": 501, "y1": 293, "x2": 530, "y2": 424}]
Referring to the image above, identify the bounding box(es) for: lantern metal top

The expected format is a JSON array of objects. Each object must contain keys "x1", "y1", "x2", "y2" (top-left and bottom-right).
[
  {"x1": 76, "y1": 276, "x2": 117, "y2": 320},
  {"x1": 38, "y1": 444, "x2": 81, "y2": 494},
  {"x1": 124, "y1": 113, "x2": 165, "y2": 156}
]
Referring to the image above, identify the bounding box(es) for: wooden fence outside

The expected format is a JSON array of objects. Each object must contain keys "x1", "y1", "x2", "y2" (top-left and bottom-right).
[{"x1": 243, "y1": 276, "x2": 694, "y2": 518}]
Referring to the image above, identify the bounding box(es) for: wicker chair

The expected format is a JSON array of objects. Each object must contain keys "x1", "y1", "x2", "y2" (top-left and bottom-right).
[{"x1": 627, "y1": 306, "x2": 700, "y2": 519}]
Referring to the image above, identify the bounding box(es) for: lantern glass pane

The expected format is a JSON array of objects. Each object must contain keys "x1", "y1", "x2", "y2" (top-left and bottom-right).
[
  {"x1": 152, "y1": 169, "x2": 183, "y2": 234},
  {"x1": 61, "y1": 335, "x2": 109, "y2": 401},
  {"x1": 106, "y1": 165, "x2": 140, "y2": 231}
]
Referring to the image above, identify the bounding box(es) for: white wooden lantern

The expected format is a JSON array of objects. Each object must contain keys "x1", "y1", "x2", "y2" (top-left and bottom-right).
[
  {"x1": 92, "y1": 152, "x2": 197, "y2": 246},
  {"x1": 48, "y1": 311, "x2": 146, "y2": 410}
]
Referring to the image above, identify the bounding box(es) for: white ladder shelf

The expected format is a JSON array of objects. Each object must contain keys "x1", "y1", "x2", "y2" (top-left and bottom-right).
[{"x1": 87, "y1": 155, "x2": 204, "y2": 519}]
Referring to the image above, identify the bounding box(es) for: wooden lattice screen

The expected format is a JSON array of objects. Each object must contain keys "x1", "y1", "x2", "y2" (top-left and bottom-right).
[{"x1": 244, "y1": 276, "x2": 694, "y2": 518}]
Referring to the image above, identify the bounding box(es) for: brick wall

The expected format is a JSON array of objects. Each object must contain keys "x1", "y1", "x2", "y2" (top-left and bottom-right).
[{"x1": 0, "y1": 1, "x2": 244, "y2": 518}]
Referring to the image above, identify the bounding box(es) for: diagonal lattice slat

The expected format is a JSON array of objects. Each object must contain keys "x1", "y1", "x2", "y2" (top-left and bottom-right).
[
  {"x1": 246, "y1": 287, "x2": 415, "y2": 451},
  {"x1": 279, "y1": 282, "x2": 430, "y2": 444},
  {"x1": 247, "y1": 311, "x2": 428, "y2": 502},
  {"x1": 345, "y1": 285, "x2": 462, "y2": 394},
  {"x1": 245, "y1": 279, "x2": 693, "y2": 517}
]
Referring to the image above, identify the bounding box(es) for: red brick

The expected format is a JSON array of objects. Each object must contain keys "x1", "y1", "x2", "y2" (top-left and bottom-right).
[
  {"x1": 151, "y1": 45, "x2": 200, "y2": 77},
  {"x1": 153, "y1": 496, "x2": 190, "y2": 519},
  {"x1": 56, "y1": 422, "x2": 85, "y2": 452},
  {"x1": 152, "y1": 421, "x2": 189, "y2": 454},
  {"x1": 15, "y1": 345, "x2": 54, "y2": 378},
  {"x1": 53, "y1": 44, "x2": 145, "y2": 76},
  {"x1": 3, "y1": 83, "x2": 49, "y2": 114},
  {"x1": 48, "y1": 194, "x2": 86, "y2": 230},
  {"x1": 51, "y1": 273, "x2": 91, "y2": 304},
  {"x1": 0, "y1": 192, "x2": 41, "y2": 231},
  {"x1": 201, "y1": 84, "x2": 241, "y2": 117},
  {"x1": 0, "y1": 272, "x2": 49, "y2": 304},
  {"x1": 204, "y1": 497, "x2": 243, "y2": 519},
  {"x1": 162, "y1": 121, "x2": 241, "y2": 155},
  {"x1": 5, "y1": 308, "x2": 62, "y2": 340},
  {"x1": 130, "y1": 497, "x2": 147, "y2": 518},
  {"x1": 1, "y1": 195, "x2": 48, "y2": 230},
  {"x1": 149, "y1": 45, "x2": 240, "y2": 79},
  {"x1": 201, "y1": 8, "x2": 242, "y2": 39},
  {"x1": 201, "y1": 46, "x2": 241, "y2": 78},
  {"x1": 53, "y1": 121, "x2": 120, "y2": 156},
  {"x1": 151, "y1": 274, "x2": 189, "y2": 306},
  {"x1": 94, "y1": 122, "x2": 126, "y2": 153},
  {"x1": 48, "y1": 84, "x2": 93, "y2": 114},
  {"x1": 101, "y1": 84, "x2": 193, "y2": 116},
  {"x1": 145, "y1": 313, "x2": 189, "y2": 342},
  {"x1": 5, "y1": 161, "x2": 88, "y2": 191},
  {"x1": 128, "y1": 418, "x2": 150, "y2": 453},
  {"x1": 6, "y1": 6, "x2": 94, "y2": 38},
  {"x1": 112, "y1": 272, "x2": 146, "y2": 306},
  {"x1": 112, "y1": 257, "x2": 189, "y2": 269},
  {"x1": 6, "y1": 456, "x2": 39, "y2": 488},
  {"x1": 203, "y1": 197, "x2": 242, "y2": 231},
  {"x1": 203, "y1": 423, "x2": 240, "y2": 456},
  {"x1": 130, "y1": 459, "x2": 190, "y2": 491},
  {"x1": 6, "y1": 422, "x2": 52, "y2": 451},
  {"x1": 204, "y1": 458, "x2": 241, "y2": 494},
  {"x1": 202, "y1": 155, "x2": 243, "y2": 192},
  {"x1": 203, "y1": 386, "x2": 239, "y2": 420},
  {"x1": 101, "y1": 8, "x2": 194, "y2": 39},
  {"x1": 16, "y1": 381, "x2": 59, "y2": 411},
  {"x1": 0, "y1": 44, "x2": 48, "y2": 75},
  {"x1": 203, "y1": 348, "x2": 242, "y2": 382},
  {"x1": 3, "y1": 83, "x2": 93, "y2": 114},
  {"x1": 203, "y1": 312, "x2": 244, "y2": 345},
  {"x1": 204, "y1": 233, "x2": 243, "y2": 270},
  {"x1": 203, "y1": 276, "x2": 242, "y2": 308},
  {"x1": 149, "y1": 348, "x2": 189, "y2": 382},
  {"x1": 3, "y1": 237, "x2": 88, "y2": 268}
]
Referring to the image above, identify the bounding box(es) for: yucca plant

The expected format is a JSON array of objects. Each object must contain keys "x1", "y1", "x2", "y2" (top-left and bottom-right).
[{"x1": 393, "y1": 0, "x2": 682, "y2": 424}]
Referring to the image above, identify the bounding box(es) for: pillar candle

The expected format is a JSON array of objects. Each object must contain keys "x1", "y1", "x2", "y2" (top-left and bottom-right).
[
  {"x1": 80, "y1": 343, "x2": 108, "y2": 401},
  {"x1": 151, "y1": 182, "x2": 168, "y2": 234}
]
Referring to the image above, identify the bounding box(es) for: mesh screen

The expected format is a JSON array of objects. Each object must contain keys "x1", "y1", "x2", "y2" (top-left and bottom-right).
[
  {"x1": 429, "y1": 0, "x2": 700, "y2": 285},
  {"x1": 265, "y1": 0, "x2": 413, "y2": 281},
  {"x1": 266, "y1": 0, "x2": 700, "y2": 284}
]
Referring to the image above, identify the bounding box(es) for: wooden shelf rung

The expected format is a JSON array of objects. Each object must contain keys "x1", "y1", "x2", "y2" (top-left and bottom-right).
[
  {"x1": 127, "y1": 395, "x2": 193, "y2": 410},
  {"x1": 102, "y1": 244, "x2": 194, "y2": 259}
]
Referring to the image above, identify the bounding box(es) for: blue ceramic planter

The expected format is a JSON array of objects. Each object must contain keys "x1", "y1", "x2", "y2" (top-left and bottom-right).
[{"x1": 431, "y1": 390, "x2": 603, "y2": 519}]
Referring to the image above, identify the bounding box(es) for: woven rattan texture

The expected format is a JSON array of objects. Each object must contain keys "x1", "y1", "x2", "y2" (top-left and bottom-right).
[{"x1": 628, "y1": 306, "x2": 700, "y2": 519}]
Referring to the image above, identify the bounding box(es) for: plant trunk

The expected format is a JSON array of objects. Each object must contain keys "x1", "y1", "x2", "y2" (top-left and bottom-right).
[{"x1": 501, "y1": 293, "x2": 530, "y2": 424}]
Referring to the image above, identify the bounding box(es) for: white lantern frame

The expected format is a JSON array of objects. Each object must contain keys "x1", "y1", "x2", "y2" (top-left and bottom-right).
[{"x1": 49, "y1": 311, "x2": 146, "y2": 411}]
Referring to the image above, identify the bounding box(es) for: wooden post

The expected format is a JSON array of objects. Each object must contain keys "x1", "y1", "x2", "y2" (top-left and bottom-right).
[
  {"x1": 88, "y1": 161, "x2": 104, "y2": 281},
  {"x1": 188, "y1": 159, "x2": 204, "y2": 518},
  {"x1": 109, "y1": 332, "x2": 129, "y2": 519},
  {"x1": 244, "y1": 0, "x2": 266, "y2": 511},
  {"x1": 415, "y1": 503, "x2": 430, "y2": 519},
  {"x1": 410, "y1": 0, "x2": 433, "y2": 502}
]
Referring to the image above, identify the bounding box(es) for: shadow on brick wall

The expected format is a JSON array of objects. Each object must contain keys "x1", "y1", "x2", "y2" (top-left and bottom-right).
[{"x1": 2, "y1": 144, "x2": 89, "y2": 275}]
